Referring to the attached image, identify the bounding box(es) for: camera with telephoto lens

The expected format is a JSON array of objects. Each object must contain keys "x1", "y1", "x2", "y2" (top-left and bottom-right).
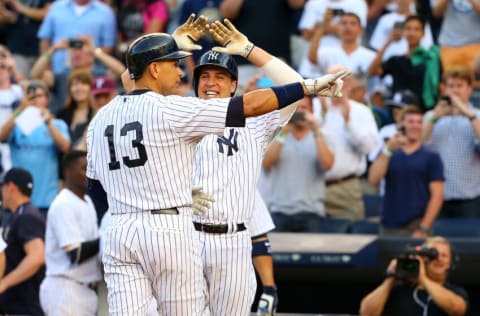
[{"x1": 396, "y1": 246, "x2": 438, "y2": 281}]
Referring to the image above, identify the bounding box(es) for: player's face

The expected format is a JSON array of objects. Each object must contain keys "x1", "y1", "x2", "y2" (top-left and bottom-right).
[
  {"x1": 197, "y1": 66, "x2": 237, "y2": 99},
  {"x1": 70, "y1": 79, "x2": 91, "y2": 103},
  {"x1": 154, "y1": 60, "x2": 183, "y2": 95}
]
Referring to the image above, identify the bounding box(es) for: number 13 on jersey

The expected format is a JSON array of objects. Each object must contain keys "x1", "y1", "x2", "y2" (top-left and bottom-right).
[{"x1": 104, "y1": 121, "x2": 148, "y2": 171}]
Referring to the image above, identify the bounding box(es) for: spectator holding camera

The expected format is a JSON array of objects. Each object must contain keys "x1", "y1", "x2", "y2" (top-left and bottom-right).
[
  {"x1": 422, "y1": 66, "x2": 480, "y2": 218},
  {"x1": 368, "y1": 105, "x2": 444, "y2": 238},
  {"x1": 262, "y1": 96, "x2": 334, "y2": 232},
  {"x1": 30, "y1": 36, "x2": 125, "y2": 113},
  {"x1": 360, "y1": 236, "x2": 469, "y2": 316}
]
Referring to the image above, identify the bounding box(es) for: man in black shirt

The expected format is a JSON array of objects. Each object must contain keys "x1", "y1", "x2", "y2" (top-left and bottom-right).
[{"x1": 0, "y1": 167, "x2": 46, "y2": 316}]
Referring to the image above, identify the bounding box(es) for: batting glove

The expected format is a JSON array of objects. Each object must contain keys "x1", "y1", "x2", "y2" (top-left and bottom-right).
[
  {"x1": 209, "y1": 19, "x2": 255, "y2": 58},
  {"x1": 172, "y1": 13, "x2": 210, "y2": 51},
  {"x1": 257, "y1": 286, "x2": 278, "y2": 316},
  {"x1": 191, "y1": 186, "x2": 215, "y2": 216},
  {"x1": 303, "y1": 70, "x2": 351, "y2": 97}
]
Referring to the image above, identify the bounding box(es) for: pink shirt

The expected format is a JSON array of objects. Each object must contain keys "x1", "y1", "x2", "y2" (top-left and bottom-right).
[{"x1": 142, "y1": 0, "x2": 169, "y2": 32}]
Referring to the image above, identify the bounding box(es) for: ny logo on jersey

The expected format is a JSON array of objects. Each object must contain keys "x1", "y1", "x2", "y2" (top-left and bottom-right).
[
  {"x1": 207, "y1": 51, "x2": 219, "y2": 61},
  {"x1": 217, "y1": 129, "x2": 239, "y2": 156}
]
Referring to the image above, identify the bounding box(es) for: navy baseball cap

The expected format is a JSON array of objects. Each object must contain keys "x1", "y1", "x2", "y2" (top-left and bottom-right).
[
  {"x1": 385, "y1": 90, "x2": 419, "y2": 108},
  {"x1": 1, "y1": 167, "x2": 34, "y2": 196}
]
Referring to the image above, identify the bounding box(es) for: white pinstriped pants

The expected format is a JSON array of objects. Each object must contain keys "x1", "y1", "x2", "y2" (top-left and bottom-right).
[
  {"x1": 40, "y1": 276, "x2": 98, "y2": 316},
  {"x1": 199, "y1": 229, "x2": 257, "y2": 316},
  {"x1": 102, "y1": 211, "x2": 208, "y2": 316}
]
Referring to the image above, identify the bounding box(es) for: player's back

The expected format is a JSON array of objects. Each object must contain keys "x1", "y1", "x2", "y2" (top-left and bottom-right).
[
  {"x1": 87, "y1": 92, "x2": 195, "y2": 214},
  {"x1": 87, "y1": 91, "x2": 231, "y2": 214}
]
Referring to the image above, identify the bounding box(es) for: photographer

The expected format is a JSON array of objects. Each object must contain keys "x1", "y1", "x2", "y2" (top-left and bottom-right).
[{"x1": 359, "y1": 236, "x2": 469, "y2": 316}]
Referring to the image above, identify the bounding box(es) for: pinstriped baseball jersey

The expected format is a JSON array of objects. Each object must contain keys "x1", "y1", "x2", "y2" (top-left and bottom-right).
[
  {"x1": 192, "y1": 112, "x2": 281, "y2": 224},
  {"x1": 86, "y1": 91, "x2": 233, "y2": 214},
  {"x1": 248, "y1": 190, "x2": 275, "y2": 238}
]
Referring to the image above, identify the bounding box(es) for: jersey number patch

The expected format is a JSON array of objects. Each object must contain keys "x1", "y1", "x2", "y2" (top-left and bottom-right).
[{"x1": 104, "y1": 122, "x2": 148, "y2": 170}]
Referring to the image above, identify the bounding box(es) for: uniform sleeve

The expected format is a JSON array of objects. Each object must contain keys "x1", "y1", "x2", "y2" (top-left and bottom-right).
[
  {"x1": 161, "y1": 95, "x2": 234, "y2": 142},
  {"x1": 48, "y1": 201, "x2": 86, "y2": 248},
  {"x1": 246, "y1": 111, "x2": 281, "y2": 148},
  {"x1": 427, "y1": 151, "x2": 445, "y2": 182},
  {"x1": 17, "y1": 213, "x2": 45, "y2": 244}
]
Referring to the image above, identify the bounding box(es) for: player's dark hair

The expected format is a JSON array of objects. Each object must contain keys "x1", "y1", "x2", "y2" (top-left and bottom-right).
[{"x1": 62, "y1": 150, "x2": 87, "y2": 172}]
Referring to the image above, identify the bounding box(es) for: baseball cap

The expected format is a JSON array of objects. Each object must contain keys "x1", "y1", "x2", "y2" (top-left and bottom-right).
[
  {"x1": 385, "y1": 90, "x2": 419, "y2": 108},
  {"x1": 91, "y1": 77, "x2": 116, "y2": 96},
  {"x1": 1, "y1": 167, "x2": 33, "y2": 196}
]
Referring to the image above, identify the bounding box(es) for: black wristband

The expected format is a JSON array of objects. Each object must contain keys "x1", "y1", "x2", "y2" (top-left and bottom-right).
[
  {"x1": 263, "y1": 285, "x2": 277, "y2": 295},
  {"x1": 271, "y1": 83, "x2": 304, "y2": 109},
  {"x1": 385, "y1": 271, "x2": 396, "y2": 279}
]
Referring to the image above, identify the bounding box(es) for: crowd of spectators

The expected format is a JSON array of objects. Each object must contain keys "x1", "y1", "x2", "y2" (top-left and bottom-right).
[{"x1": 0, "y1": 0, "x2": 478, "y2": 314}]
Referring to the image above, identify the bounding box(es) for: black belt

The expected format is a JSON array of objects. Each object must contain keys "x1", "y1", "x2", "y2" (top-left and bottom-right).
[
  {"x1": 193, "y1": 222, "x2": 246, "y2": 234},
  {"x1": 326, "y1": 174, "x2": 358, "y2": 186},
  {"x1": 150, "y1": 208, "x2": 179, "y2": 215}
]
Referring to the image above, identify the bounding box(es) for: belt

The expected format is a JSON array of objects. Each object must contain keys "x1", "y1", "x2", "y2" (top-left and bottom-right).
[
  {"x1": 193, "y1": 222, "x2": 246, "y2": 234},
  {"x1": 326, "y1": 174, "x2": 358, "y2": 186},
  {"x1": 150, "y1": 208, "x2": 179, "y2": 215}
]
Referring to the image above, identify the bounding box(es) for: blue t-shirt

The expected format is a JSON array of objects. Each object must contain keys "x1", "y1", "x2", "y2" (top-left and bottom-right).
[
  {"x1": 8, "y1": 119, "x2": 70, "y2": 208},
  {"x1": 382, "y1": 145, "x2": 444, "y2": 227}
]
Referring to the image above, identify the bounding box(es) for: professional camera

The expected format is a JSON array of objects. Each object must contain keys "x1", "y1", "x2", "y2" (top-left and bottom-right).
[{"x1": 395, "y1": 245, "x2": 438, "y2": 281}]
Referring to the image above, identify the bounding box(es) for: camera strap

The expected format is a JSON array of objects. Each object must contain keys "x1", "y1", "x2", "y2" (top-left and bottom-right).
[{"x1": 413, "y1": 287, "x2": 432, "y2": 316}]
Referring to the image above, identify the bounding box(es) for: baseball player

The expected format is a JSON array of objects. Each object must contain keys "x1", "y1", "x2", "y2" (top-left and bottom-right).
[
  {"x1": 40, "y1": 150, "x2": 102, "y2": 315},
  {"x1": 87, "y1": 14, "x2": 347, "y2": 315},
  {"x1": 191, "y1": 20, "x2": 346, "y2": 316}
]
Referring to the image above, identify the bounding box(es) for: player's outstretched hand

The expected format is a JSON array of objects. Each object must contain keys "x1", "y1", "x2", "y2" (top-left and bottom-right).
[
  {"x1": 209, "y1": 19, "x2": 254, "y2": 58},
  {"x1": 192, "y1": 186, "x2": 215, "y2": 216},
  {"x1": 303, "y1": 70, "x2": 351, "y2": 97},
  {"x1": 257, "y1": 286, "x2": 279, "y2": 316},
  {"x1": 172, "y1": 13, "x2": 210, "y2": 51}
]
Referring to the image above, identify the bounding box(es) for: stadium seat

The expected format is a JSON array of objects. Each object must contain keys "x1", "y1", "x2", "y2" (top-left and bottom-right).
[
  {"x1": 362, "y1": 194, "x2": 383, "y2": 218},
  {"x1": 318, "y1": 218, "x2": 351, "y2": 234},
  {"x1": 350, "y1": 219, "x2": 380, "y2": 235},
  {"x1": 433, "y1": 218, "x2": 480, "y2": 238}
]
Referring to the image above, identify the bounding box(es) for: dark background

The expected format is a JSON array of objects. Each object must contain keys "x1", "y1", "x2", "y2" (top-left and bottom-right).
[{"x1": 252, "y1": 236, "x2": 480, "y2": 315}]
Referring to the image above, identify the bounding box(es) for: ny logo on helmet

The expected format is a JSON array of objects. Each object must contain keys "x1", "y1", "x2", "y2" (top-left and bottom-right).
[{"x1": 208, "y1": 51, "x2": 219, "y2": 61}]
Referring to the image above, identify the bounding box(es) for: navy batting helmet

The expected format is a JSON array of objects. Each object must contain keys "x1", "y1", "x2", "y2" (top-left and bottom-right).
[
  {"x1": 126, "y1": 33, "x2": 191, "y2": 80},
  {"x1": 193, "y1": 50, "x2": 238, "y2": 97}
]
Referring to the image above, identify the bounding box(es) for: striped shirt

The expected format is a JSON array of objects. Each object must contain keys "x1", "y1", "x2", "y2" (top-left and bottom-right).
[
  {"x1": 424, "y1": 108, "x2": 480, "y2": 200},
  {"x1": 86, "y1": 91, "x2": 236, "y2": 214},
  {"x1": 192, "y1": 112, "x2": 281, "y2": 224}
]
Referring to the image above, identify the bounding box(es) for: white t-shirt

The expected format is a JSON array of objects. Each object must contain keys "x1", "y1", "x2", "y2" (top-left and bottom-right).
[{"x1": 45, "y1": 189, "x2": 102, "y2": 284}]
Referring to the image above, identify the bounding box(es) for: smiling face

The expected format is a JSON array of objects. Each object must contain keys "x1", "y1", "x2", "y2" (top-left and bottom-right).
[
  {"x1": 197, "y1": 66, "x2": 237, "y2": 99},
  {"x1": 70, "y1": 78, "x2": 91, "y2": 103},
  {"x1": 402, "y1": 112, "x2": 423, "y2": 142}
]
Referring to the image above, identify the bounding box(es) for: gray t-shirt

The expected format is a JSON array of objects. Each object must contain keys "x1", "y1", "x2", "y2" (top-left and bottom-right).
[
  {"x1": 268, "y1": 132, "x2": 330, "y2": 216},
  {"x1": 438, "y1": 0, "x2": 480, "y2": 46}
]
